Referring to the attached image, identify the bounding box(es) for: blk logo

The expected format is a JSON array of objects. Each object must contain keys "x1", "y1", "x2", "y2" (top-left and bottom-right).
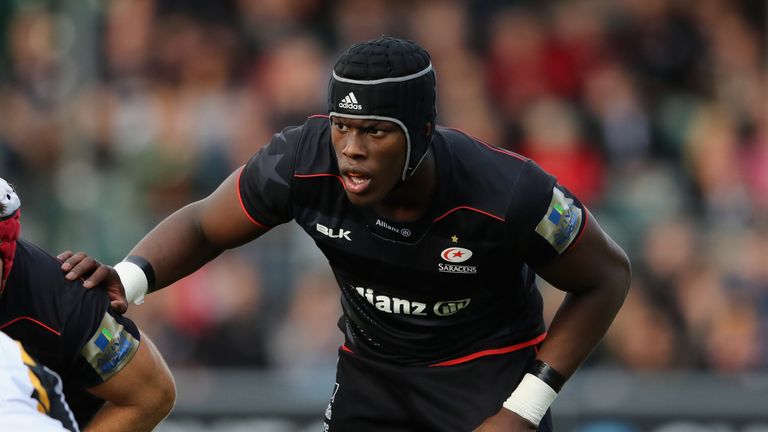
[{"x1": 316, "y1": 223, "x2": 352, "y2": 241}]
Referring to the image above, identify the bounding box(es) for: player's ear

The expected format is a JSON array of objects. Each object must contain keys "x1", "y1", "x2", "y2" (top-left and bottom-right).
[{"x1": 424, "y1": 122, "x2": 433, "y2": 136}]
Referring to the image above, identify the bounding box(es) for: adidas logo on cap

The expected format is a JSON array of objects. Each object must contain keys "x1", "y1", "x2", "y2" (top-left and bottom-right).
[{"x1": 338, "y1": 92, "x2": 363, "y2": 110}]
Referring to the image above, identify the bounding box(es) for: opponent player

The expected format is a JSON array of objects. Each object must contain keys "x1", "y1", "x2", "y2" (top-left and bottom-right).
[
  {"x1": 0, "y1": 177, "x2": 176, "y2": 431},
  {"x1": 62, "y1": 37, "x2": 630, "y2": 431},
  {"x1": 0, "y1": 330, "x2": 79, "y2": 431}
]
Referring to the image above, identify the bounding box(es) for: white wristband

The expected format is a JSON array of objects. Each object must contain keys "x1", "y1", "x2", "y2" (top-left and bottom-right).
[
  {"x1": 502, "y1": 373, "x2": 558, "y2": 427},
  {"x1": 113, "y1": 261, "x2": 148, "y2": 305}
]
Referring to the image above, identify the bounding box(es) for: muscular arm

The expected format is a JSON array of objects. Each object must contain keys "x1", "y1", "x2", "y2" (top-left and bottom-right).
[
  {"x1": 84, "y1": 332, "x2": 175, "y2": 432},
  {"x1": 59, "y1": 168, "x2": 273, "y2": 311},
  {"x1": 475, "y1": 211, "x2": 629, "y2": 431},
  {"x1": 533, "y1": 209, "x2": 630, "y2": 377},
  {"x1": 129, "y1": 169, "x2": 268, "y2": 290}
]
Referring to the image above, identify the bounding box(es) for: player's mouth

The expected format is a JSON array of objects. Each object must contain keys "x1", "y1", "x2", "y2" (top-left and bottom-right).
[{"x1": 342, "y1": 171, "x2": 372, "y2": 195}]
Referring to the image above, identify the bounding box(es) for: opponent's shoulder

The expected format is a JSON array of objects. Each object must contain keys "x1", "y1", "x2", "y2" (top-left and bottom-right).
[
  {"x1": 6, "y1": 239, "x2": 74, "y2": 301},
  {"x1": 4, "y1": 239, "x2": 109, "y2": 324}
]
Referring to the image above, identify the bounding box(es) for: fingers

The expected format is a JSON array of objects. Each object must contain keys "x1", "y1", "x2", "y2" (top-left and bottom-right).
[
  {"x1": 111, "y1": 299, "x2": 129, "y2": 314},
  {"x1": 57, "y1": 250, "x2": 73, "y2": 266},
  {"x1": 64, "y1": 254, "x2": 100, "y2": 281},
  {"x1": 83, "y1": 265, "x2": 111, "y2": 288},
  {"x1": 60, "y1": 251, "x2": 88, "y2": 273}
]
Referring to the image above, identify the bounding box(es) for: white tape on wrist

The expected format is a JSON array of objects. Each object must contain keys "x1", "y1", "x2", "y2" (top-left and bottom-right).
[
  {"x1": 502, "y1": 373, "x2": 558, "y2": 427},
  {"x1": 113, "y1": 261, "x2": 147, "y2": 305}
]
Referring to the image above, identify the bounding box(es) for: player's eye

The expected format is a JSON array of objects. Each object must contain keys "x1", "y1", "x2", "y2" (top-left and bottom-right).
[{"x1": 333, "y1": 121, "x2": 349, "y2": 132}]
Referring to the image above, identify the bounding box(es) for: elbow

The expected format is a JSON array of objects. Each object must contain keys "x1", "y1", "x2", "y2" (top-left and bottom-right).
[
  {"x1": 154, "y1": 371, "x2": 177, "y2": 420},
  {"x1": 138, "y1": 365, "x2": 176, "y2": 423},
  {"x1": 613, "y1": 247, "x2": 632, "y2": 305}
]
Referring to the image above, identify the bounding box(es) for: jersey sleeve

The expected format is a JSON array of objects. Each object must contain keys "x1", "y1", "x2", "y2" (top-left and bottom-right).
[
  {"x1": 60, "y1": 283, "x2": 141, "y2": 389},
  {"x1": 238, "y1": 124, "x2": 305, "y2": 227},
  {"x1": 507, "y1": 160, "x2": 587, "y2": 268}
]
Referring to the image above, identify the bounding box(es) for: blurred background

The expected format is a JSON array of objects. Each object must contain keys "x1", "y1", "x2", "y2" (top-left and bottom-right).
[{"x1": 0, "y1": 0, "x2": 765, "y2": 430}]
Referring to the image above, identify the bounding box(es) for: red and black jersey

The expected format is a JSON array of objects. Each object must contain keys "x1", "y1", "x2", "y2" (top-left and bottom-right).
[
  {"x1": 0, "y1": 239, "x2": 140, "y2": 427},
  {"x1": 239, "y1": 116, "x2": 586, "y2": 366}
]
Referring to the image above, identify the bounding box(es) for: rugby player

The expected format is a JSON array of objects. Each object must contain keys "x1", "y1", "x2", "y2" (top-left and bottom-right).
[
  {"x1": 0, "y1": 177, "x2": 176, "y2": 431},
  {"x1": 61, "y1": 37, "x2": 631, "y2": 431},
  {"x1": 0, "y1": 330, "x2": 79, "y2": 431}
]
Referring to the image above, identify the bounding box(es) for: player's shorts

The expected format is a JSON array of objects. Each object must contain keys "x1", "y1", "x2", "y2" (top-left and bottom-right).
[{"x1": 323, "y1": 345, "x2": 553, "y2": 432}]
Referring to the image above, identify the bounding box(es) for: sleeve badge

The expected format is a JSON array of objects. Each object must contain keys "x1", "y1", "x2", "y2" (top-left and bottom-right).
[
  {"x1": 80, "y1": 313, "x2": 139, "y2": 381},
  {"x1": 534, "y1": 186, "x2": 583, "y2": 254}
]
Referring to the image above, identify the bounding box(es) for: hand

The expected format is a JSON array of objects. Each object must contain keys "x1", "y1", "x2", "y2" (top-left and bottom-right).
[
  {"x1": 473, "y1": 408, "x2": 537, "y2": 432},
  {"x1": 57, "y1": 251, "x2": 129, "y2": 314}
]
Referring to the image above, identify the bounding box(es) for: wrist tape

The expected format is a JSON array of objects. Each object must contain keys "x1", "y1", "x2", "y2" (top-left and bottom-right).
[
  {"x1": 503, "y1": 360, "x2": 567, "y2": 426},
  {"x1": 113, "y1": 255, "x2": 155, "y2": 305}
]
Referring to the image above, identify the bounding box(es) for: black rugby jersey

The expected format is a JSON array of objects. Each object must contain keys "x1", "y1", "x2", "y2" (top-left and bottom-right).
[
  {"x1": 0, "y1": 239, "x2": 141, "y2": 427},
  {"x1": 239, "y1": 116, "x2": 586, "y2": 365}
]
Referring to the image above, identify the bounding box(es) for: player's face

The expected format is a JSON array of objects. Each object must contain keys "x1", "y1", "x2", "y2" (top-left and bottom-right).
[{"x1": 331, "y1": 117, "x2": 407, "y2": 206}]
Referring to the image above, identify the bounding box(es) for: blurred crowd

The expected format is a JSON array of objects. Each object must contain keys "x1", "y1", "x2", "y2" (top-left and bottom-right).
[{"x1": 0, "y1": 0, "x2": 765, "y2": 373}]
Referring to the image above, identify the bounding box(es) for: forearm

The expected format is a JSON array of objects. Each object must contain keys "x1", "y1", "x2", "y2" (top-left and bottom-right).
[
  {"x1": 84, "y1": 402, "x2": 168, "y2": 432},
  {"x1": 128, "y1": 203, "x2": 223, "y2": 290},
  {"x1": 538, "y1": 280, "x2": 628, "y2": 377},
  {"x1": 495, "y1": 278, "x2": 628, "y2": 429},
  {"x1": 534, "y1": 215, "x2": 632, "y2": 378}
]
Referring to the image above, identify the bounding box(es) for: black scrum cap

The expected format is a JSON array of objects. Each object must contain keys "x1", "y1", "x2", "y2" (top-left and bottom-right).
[{"x1": 328, "y1": 37, "x2": 437, "y2": 180}]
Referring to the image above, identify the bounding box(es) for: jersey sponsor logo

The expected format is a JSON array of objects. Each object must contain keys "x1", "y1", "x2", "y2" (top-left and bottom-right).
[
  {"x1": 375, "y1": 218, "x2": 411, "y2": 237},
  {"x1": 440, "y1": 247, "x2": 472, "y2": 263},
  {"x1": 316, "y1": 223, "x2": 352, "y2": 241},
  {"x1": 438, "y1": 263, "x2": 477, "y2": 274},
  {"x1": 433, "y1": 299, "x2": 471, "y2": 316},
  {"x1": 81, "y1": 313, "x2": 139, "y2": 381},
  {"x1": 338, "y1": 92, "x2": 363, "y2": 110},
  {"x1": 355, "y1": 286, "x2": 427, "y2": 315},
  {"x1": 535, "y1": 187, "x2": 583, "y2": 253},
  {"x1": 353, "y1": 286, "x2": 470, "y2": 317}
]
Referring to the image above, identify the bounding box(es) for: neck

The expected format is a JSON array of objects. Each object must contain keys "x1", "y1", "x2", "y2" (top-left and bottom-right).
[{"x1": 374, "y1": 149, "x2": 435, "y2": 222}]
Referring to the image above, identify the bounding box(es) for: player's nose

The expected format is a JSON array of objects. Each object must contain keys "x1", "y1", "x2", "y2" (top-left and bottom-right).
[{"x1": 341, "y1": 132, "x2": 367, "y2": 160}]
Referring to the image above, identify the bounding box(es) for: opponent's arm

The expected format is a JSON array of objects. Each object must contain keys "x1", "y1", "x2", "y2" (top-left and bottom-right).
[
  {"x1": 84, "y1": 332, "x2": 175, "y2": 432},
  {"x1": 475, "y1": 210, "x2": 630, "y2": 431}
]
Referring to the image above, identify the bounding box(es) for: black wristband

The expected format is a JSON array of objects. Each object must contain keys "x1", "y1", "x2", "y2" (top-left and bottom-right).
[
  {"x1": 529, "y1": 360, "x2": 567, "y2": 393},
  {"x1": 124, "y1": 255, "x2": 156, "y2": 293}
]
